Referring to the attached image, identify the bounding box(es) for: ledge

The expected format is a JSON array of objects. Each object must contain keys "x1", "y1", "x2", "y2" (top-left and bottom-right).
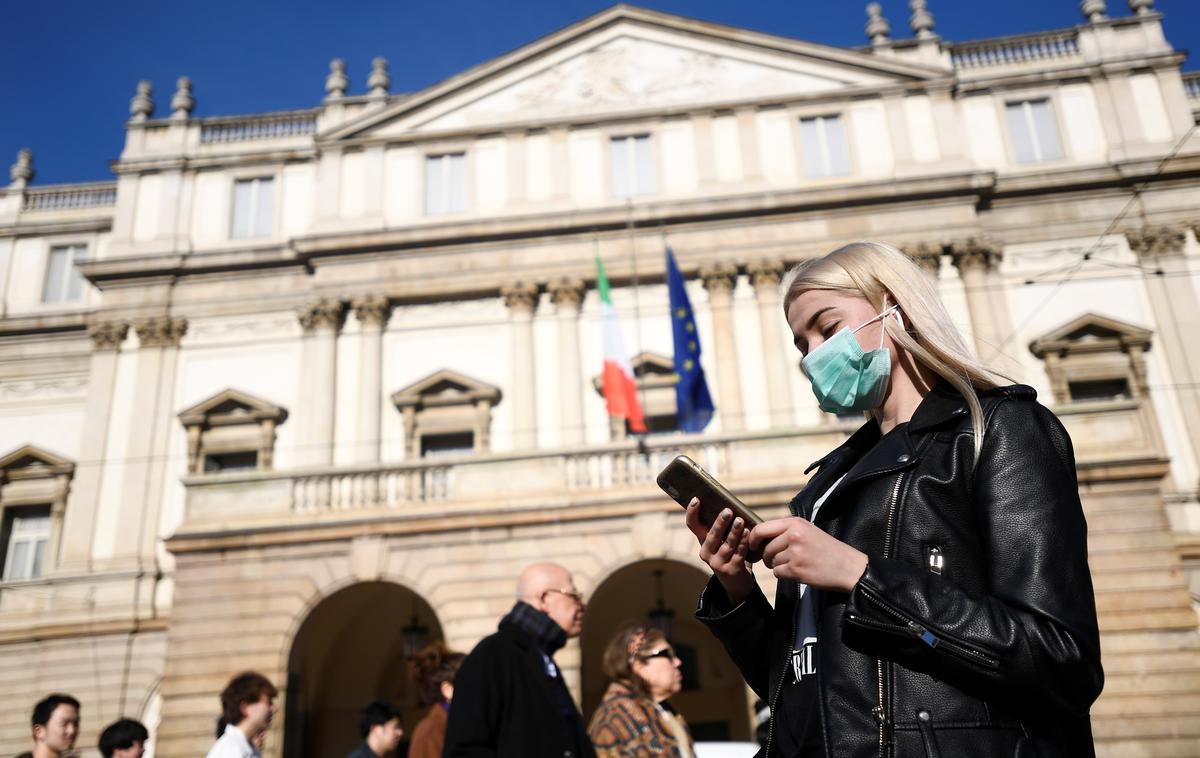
[{"x1": 0, "y1": 310, "x2": 88, "y2": 338}]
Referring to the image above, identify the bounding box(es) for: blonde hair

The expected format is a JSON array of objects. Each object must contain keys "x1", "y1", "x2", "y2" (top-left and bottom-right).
[{"x1": 781, "y1": 241, "x2": 1010, "y2": 461}]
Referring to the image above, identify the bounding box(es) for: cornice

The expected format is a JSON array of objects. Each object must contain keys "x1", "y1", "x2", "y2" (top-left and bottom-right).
[{"x1": 0, "y1": 217, "x2": 113, "y2": 240}]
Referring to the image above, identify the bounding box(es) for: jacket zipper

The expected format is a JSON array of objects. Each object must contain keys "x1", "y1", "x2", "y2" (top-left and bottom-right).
[
  {"x1": 874, "y1": 472, "x2": 906, "y2": 756},
  {"x1": 764, "y1": 584, "x2": 800, "y2": 757},
  {"x1": 849, "y1": 591, "x2": 1001, "y2": 670}
]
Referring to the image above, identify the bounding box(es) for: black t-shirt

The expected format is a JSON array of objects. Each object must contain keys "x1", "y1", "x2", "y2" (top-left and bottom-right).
[{"x1": 774, "y1": 677, "x2": 823, "y2": 756}]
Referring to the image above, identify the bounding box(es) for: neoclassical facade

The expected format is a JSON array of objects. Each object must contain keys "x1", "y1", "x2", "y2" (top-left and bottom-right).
[{"x1": 1, "y1": 2, "x2": 1200, "y2": 755}]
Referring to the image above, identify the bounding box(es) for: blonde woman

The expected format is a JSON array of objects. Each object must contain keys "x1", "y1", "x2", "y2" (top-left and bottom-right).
[
  {"x1": 588, "y1": 624, "x2": 694, "y2": 758},
  {"x1": 685, "y1": 243, "x2": 1103, "y2": 757}
]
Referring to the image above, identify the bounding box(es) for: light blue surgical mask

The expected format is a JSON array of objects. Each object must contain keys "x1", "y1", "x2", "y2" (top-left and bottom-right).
[{"x1": 800, "y1": 299, "x2": 902, "y2": 414}]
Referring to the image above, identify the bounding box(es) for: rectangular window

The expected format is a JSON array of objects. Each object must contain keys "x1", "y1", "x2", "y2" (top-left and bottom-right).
[
  {"x1": 611, "y1": 135, "x2": 655, "y2": 198},
  {"x1": 1068, "y1": 378, "x2": 1131, "y2": 402},
  {"x1": 2, "y1": 507, "x2": 50, "y2": 582},
  {"x1": 41, "y1": 244, "x2": 86, "y2": 303},
  {"x1": 1006, "y1": 100, "x2": 1064, "y2": 164},
  {"x1": 230, "y1": 177, "x2": 275, "y2": 239},
  {"x1": 425, "y1": 153, "x2": 468, "y2": 215},
  {"x1": 420, "y1": 431, "x2": 475, "y2": 458},
  {"x1": 203, "y1": 450, "x2": 259, "y2": 473},
  {"x1": 800, "y1": 115, "x2": 851, "y2": 178}
]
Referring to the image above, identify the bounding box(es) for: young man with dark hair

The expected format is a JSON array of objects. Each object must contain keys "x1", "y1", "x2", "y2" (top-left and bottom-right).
[
  {"x1": 346, "y1": 700, "x2": 404, "y2": 758},
  {"x1": 206, "y1": 672, "x2": 278, "y2": 758},
  {"x1": 98, "y1": 718, "x2": 149, "y2": 758},
  {"x1": 17, "y1": 693, "x2": 80, "y2": 758}
]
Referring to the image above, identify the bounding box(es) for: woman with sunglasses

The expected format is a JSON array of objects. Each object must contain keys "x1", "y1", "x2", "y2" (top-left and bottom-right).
[
  {"x1": 686, "y1": 242, "x2": 1103, "y2": 756},
  {"x1": 588, "y1": 623, "x2": 694, "y2": 758}
]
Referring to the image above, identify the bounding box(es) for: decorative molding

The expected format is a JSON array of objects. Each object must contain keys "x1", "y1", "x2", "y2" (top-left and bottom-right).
[
  {"x1": 1125, "y1": 225, "x2": 1186, "y2": 259},
  {"x1": 297, "y1": 298, "x2": 346, "y2": 335},
  {"x1": 134, "y1": 317, "x2": 188, "y2": 349},
  {"x1": 501, "y1": 281, "x2": 540, "y2": 313},
  {"x1": 351, "y1": 295, "x2": 392, "y2": 328},
  {"x1": 178, "y1": 388, "x2": 288, "y2": 474},
  {"x1": 949, "y1": 238, "x2": 1001, "y2": 272},
  {"x1": 547, "y1": 277, "x2": 586, "y2": 310},
  {"x1": 87, "y1": 321, "x2": 129, "y2": 351},
  {"x1": 0, "y1": 375, "x2": 89, "y2": 402},
  {"x1": 901, "y1": 242, "x2": 945, "y2": 275},
  {"x1": 129, "y1": 81, "x2": 154, "y2": 122},
  {"x1": 746, "y1": 259, "x2": 785, "y2": 290},
  {"x1": 700, "y1": 262, "x2": 739, "y2": 295},
  {"x1": 325, "y1": 59, "x2": 349, "y2": 102},
  {"x1": 170, "y1": 76, "x2": 194, "y2": 120}
]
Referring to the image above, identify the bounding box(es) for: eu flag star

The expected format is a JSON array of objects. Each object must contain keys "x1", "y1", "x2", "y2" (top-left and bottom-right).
[
  {"x1": 676, "y1": 307, "x2": 688, "y2": 319},
  {"x1": 684, "y1": 359, "x2": 695, "y2": 370}
]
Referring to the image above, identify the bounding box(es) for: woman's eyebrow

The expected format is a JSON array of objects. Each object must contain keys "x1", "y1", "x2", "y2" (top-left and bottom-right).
[{"x1": 805, "y1": 306, "x2": 837, "y2": 332}]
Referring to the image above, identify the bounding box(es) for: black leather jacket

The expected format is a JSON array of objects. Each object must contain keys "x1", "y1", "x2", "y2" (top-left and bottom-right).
[{"x1": 697, "y1": 384, "x2": 1104, "y2": 757}]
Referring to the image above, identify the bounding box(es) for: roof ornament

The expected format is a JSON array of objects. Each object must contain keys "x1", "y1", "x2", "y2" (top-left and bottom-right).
[
  {"x1": 1081, "y1": 0, "x2": 1108, "y2": 22},
  {"x1": 8, "y1": 149, "x2": 33, "y2": 190},
  {"x1": 129, "y1": 81, "x2": 154, "y2": 122},
  {"x1": 1128, "y1": 0, "x2": 1154, "y2": 16},
  {"x1": 866, "y1": 3, "x2": 892, "y2": 46},
  {"x1": 170, "y1": 76, "x2": 194, "y2": 120},
  {"x1": 325, "y1": 59, "x2": 349, "y2": 101},
  {"x1": 909, "y1": 0, "x2": 936, "y2": 39},
  {"x1": 368, "y1": 57, "x2": 391, "y2": 99}
]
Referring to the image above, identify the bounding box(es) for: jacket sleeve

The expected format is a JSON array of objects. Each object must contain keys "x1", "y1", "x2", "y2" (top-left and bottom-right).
[
  {"x1": 442, "y1": 647, "x2": 500, "y2": 758},
  {"x1": 842, "y1": 397, "x2": 1104, "y2": 719},
  {"x1": 694, "y1": 572, "x2": 785, "y2": 700}
]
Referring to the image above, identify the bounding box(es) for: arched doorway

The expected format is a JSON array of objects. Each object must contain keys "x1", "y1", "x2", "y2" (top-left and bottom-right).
[
  {"x1": 581, "y1": 559, "x2": 752, "y2": 743},
  {"x1": 283, "y1": 581, "x2": 442, "y2": 758}
]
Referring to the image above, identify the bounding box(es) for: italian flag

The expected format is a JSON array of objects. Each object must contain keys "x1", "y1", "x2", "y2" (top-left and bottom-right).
[{"x1": 596, "y1": 256, "x2": 647, "y2": 433}]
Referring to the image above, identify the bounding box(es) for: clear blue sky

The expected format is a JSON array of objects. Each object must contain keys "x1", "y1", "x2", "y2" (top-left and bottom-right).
[{"x1": 2, "y1": 0, "x2": 1197, "y2": 185}]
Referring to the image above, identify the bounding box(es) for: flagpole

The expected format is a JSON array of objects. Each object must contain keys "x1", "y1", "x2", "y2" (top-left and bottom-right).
[{"x1": 625, "y1": 198, "x2": 649, "y2": 441}]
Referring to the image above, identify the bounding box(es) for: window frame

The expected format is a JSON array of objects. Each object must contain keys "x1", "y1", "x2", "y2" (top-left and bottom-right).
[
  {"x1": 797, "y1": 113, "x2": 852, "y2": 180},
  {"x1": 424, "y1": 152, "x2": 469, "y2": 216},
  {"x1": 1002, "y1": 95, "x2": 1067, "y2": 166},
  {"x1": 1, "y1": 505, "x2": 51, "y2": 582},
  {"x1": 229, "y1": 175, "x2": 277, "y2": 240},
  {"x1": 609, "y1": 133, "x2": 657, "y2": 199},
  {"x1": 40, "y1": 242, "x2": 88, "y2": 305}
]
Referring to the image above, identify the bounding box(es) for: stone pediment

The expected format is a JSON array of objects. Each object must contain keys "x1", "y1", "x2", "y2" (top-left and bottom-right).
[
  {"x1": 392, "y1": 369, "x2": 502, "y2": 410},
  {"x1": 0, "y1": 445, "x2": 75, "y2": 480},
  {"x1": 325, "y1": 5, "x2": 944, "y2": 140},
  {"x1": 178, "y1": 388, "x2": 288, "y2": 428},
  {"x1": 1029, "y1": 313, "x2": 1153, "y2": 358}
]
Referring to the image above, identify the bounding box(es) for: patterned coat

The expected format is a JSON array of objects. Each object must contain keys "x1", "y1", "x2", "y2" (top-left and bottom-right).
[{"x1": 587, "y1": 681, "x2": 694, "y2": 758}]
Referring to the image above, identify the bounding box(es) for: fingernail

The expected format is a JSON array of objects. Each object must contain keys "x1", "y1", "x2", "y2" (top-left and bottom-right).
[
  {"x1": 721, "y1": 509, "x2": 731, "y2": 519},
  {"x1": 733, "y1": 518, "x2": 743, "y2": 528}
]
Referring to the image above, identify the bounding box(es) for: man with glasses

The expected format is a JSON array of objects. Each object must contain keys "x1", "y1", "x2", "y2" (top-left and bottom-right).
[{"x1": 445, "y1": 562, "x2": 596, "y2": 758}]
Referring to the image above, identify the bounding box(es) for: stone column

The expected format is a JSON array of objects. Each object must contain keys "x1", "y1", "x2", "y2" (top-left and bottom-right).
[
  {"x1": 747, "y1": 260, "x2": 793, "y2": 427},
  {"x1": 58, "y1": 321, "x2": 128, "y2": 569},
  {"x1": 298, "y1": 299, "x2": 346, "y2": 467},
  {"x1": 950, "y1": 239, "x2": 1012, "y2": 364},
  {"x1": 115, "y1": 316, "x2": 187, "y2": 566},
  {"x1": 1127, "y1": 226, "x2": 1200, "y2": 470},
  {"x1": 548, "y1": 278, "x2": 586, "y2": 446},
  {"x1": 502, "y1": 282, "x2": 540, "y2": 449},
  {"x1": 700, "y1": 263, "x2": 745, "y2": 432},
  {"x1": 351, "y1": 295, "x2": 391, "y2": 463},
  {"x1": 902, "y1": 242, "x2": 944, "y2": 284}
]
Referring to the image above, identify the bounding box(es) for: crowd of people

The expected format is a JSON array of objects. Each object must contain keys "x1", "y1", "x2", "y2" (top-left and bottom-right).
[{"x1": 16, "y1": 243, "x2": 1104, "y2": 757}]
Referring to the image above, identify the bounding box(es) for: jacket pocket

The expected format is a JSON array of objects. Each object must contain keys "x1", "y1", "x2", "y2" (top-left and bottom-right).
[{"x1": 916, "y1": 710, "x2": 942, "y2": 758}]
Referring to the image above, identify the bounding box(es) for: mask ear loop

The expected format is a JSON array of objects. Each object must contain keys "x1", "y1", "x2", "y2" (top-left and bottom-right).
[{"x1": 879, "y1": 295, "x2": 889, "y2": 350}]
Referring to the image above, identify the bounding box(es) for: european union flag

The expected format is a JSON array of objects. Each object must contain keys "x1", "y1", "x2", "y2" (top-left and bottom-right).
[{"x1": 666, "y1": 247, "x2": 715, "y2": 432}]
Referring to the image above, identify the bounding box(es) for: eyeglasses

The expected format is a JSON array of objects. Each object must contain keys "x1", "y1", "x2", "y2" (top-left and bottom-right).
[
  {"x1": 638, "y1": 646, "x2": 677, "y2": 661},
  {"x1": 541, "y1": 588, "x2": 585, "y2": 606}
]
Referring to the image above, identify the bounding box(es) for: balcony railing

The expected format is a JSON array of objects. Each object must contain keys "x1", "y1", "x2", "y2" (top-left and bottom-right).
[
  {"x1": 199, "y1": 110, "x2": 319, "y2": 144},
  {"x1": 950, "y1": 29, "x2": 1081, "y2": 71},
  {"x1": 22, "y1": 182, "x2": 117, "y2": 211}
]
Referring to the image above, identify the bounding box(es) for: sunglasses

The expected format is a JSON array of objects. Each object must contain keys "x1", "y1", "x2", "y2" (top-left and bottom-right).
[{"x1": 639, "y1": 646, "x2": 677, "y2": 661}]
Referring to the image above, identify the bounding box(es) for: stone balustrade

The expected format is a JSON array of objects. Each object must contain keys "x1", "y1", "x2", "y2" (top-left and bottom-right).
[
  {"x1": 22, "y1": 182, "x2": 117, "y2": 211},
  {"x1": 199, "y1": 110, "x2": 319, "y2": 144},
  {"x1": 950, "y1": 29, "x2": 1080, "y2": 71}
]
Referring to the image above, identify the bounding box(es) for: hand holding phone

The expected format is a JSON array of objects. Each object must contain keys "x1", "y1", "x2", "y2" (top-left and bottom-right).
[{"x1": 658, "y1": 455, "x2": 764, "y2": 565}]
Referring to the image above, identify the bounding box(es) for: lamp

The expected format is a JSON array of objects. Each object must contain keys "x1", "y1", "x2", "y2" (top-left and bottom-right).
[
  {"x1": 402, "y1": 600, "x2": 429, "y2": 659},
  {"x1": 646, "y1": 569, "x2": 674, "y2": 640}
]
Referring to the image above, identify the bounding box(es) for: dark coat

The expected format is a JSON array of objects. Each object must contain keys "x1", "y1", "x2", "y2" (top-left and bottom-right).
[
  {"x1": 443, "y1": 622, "x2": 597, "y2": 758},
  {"x1": 698, "y1": 383, "x2": 1104, "y2": 758}
]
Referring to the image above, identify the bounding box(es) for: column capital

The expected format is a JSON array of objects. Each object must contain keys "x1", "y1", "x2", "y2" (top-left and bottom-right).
[
  {"x1": 351, "y1": 295, "x2": 392, "y2": 328},
  {"x1": 298, "y1": 298, "x2": 346, "y2": 334},
  {"x1": 134, "y1": 316, "x2": 188, "y2": 348},
  {"x1": 87, "y1": 320, "x2": 129, "y2": 351},
  {"x1": 501, "y1": 281, "x2": 540, "y2": 314},
  {"x1": 1126, "y1": 225, "x2": 1186, "y2": 259},
  {"x1": 747, "y1": 259, "x2": 786, "y2": 291},
  {"x1": 547, "y1": 277, "x2": 586, "y2": 311},
  {"x1": 949, "y1": 238, "x2": 1002, "y2": 272},
  {"x1": 901, "y1": 242, "x2": 945, "y2": 276},
  {"x1": 700, "y1": 261, "x2": 739, "y2": 295}
]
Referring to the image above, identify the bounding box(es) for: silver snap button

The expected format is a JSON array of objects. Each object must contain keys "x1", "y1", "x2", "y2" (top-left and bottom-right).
[
  {"x1": 918, "y1": 710, "x2": 931, "y2": 722},
  {"x1": 897, "y1": 454, "x2": 911, "y2": 463}
]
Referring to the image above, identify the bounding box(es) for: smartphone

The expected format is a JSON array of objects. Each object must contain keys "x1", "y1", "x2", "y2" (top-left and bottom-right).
[{"x1": 657, "y1": 454, "x2": 764, "y2": 537}]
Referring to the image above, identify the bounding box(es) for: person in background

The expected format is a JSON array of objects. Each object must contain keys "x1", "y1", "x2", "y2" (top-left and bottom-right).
[
  {"x1": 346, "y1": 700, "x2": 404, "y2": 758},
  {"x1": 206, "y1": 671, "x2": 277, "y2": 758},
  {"x1": 407, "y1": 642, "x2": 465, "y2": 758},
  {"x1": 17, "y1": 693, "x2": 80, "y2": 758},
  {"x1": 98, "y1": 718, "x2": 149, "y2": 758},
  {"x1": 588, "y1": 623, "x2": 694, "y2": 758}
]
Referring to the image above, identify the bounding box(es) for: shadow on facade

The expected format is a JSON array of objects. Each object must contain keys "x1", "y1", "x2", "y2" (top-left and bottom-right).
[
  {"x1": 282, "y1": 581, "x2": 441, "y2": 758},
  {"x1": 581, "y1": 558, "x2": 752, "y2": 742}
]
